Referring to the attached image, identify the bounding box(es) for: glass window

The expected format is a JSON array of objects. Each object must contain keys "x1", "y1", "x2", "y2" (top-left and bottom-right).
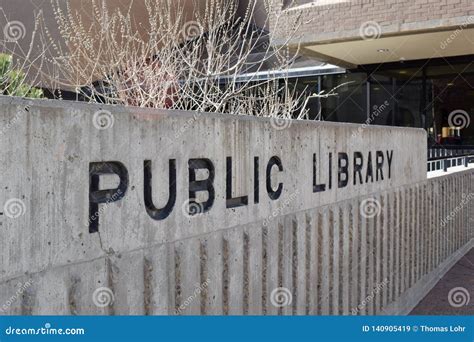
[{"x1": 320, "y1": 73, "x2": 368, "y2": 124}]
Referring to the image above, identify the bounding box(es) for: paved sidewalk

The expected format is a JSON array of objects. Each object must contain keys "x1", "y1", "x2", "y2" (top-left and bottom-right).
[{"x1": 410, "y1": 248, "x2": 474, "y2": 315}]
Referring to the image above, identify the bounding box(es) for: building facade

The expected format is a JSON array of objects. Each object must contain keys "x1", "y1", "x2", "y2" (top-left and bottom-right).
[{"x1": 269, "y1": 0, "x2": 474, "y2": 146}]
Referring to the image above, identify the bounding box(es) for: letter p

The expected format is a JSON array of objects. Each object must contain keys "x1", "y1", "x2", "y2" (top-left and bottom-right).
[{"x1": 89, "y1": 162, "x2": 128, "y2": 233}]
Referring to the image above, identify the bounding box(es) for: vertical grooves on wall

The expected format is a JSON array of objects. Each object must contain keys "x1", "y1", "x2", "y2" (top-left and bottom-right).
[
  {"x1": 277, "y1": 222, "x2": 284, "y2": 315},
  {"x1": 174, "y1": 247, "x2": 182, "y2": 315},
  {"x1": 222, "y1": 238, "x2": 230, "y2": 316},
  {"x1": 395, "y1": 190, "x2": 401, "y2": 298},
  {"x1": 143, "y1": 257, "x2": 153, "y2": 316},
  {"x1": 457, "y1": 177, "x2": 460, "y2": 248},
  {"x1": 106, "y1": 258, "x2": 116, "y2": 316},
  {"x1": 384, "y1": 193, "x2": 394, "y2": 307},
  {"x1": 377, "y1": 195, "x2": 384, "y2": 314},
  {"x1": 328, "y1": 210, "x2": 335, "y2": 315},
  {"x1": 316, "y1": 212, "x2": 323, "y2": 315},
  {"x1": 402, "y1": 189, "x2": 408, "y2": 295},
  {"x1": 243, "y1": 232, "x2": 250, "y2": 315},
  {"x1": 352, "y1": 203, "x2": 360, "y2": 314},
  {"x1": 261, "y1": 226, "x2": 268, "y2": 315},
  {"x1": 67, "y1": 276, "x2": 80, "y2": 316},
  {"x1": 199, "y1": 241, "x2": 208, "y2": 315},
  {"x1": 438, "y1": 179, "x2": 442, "y2": 268},
  {"x1": 305, "y1": 215, "x2": 311, "y2": 315},
  {"x1": 338, "y1": 208, "x2": 344, "y2": 315},
  {"x1": 359, "y1": 203, "x2": 367, "y2": 315},
  {"x1": 422, "y1": 184, "x2": 427, "y2": 277},
  {"x1": 388, "y1": 192, "x2": 394, "y2": 305},
  {"x1": 374, "y1": 195, "x2": 381, "y2": 314},
  {"x1": 446, "y1": 179, "x2": 450, "y2": 258},
  {"x1": 442, "y1": 179, "x2": 446, "y2": 261},
  {"x1": 291, "y1": 219, "x2": 298, "y2": 315},
  {"x1": 348, "y1": 204, "x2": 355, "y2": 314},
  {"x1": 412, "y1": 187, "x2": 417, "y2": 287},
  {"x1": 418, "y1": 184, "x2": 422, "y2": 280},
  {"x1": 367, "y1": 205, "x2": 375, "y2": 315},
  {"x1": 322, "y1": 210, "x2": 330, "y2": 315},
  {"x1": 442, "y1": 179, "x2": 445, "y2": 263},
  {"x1": 403, "y1": 189, "x2": 408, "y2": 293},
  {"x1": 408, "y1": 187, "x2": 413, "y2": 288}
]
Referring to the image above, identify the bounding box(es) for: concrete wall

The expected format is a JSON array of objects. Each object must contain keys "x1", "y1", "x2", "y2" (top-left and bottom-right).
[
  {"x1": 269, "y1": 0, "x2": 474, "y2": 45},
  {"x1": 0, "y1": 96, "x2": 472, "y2": 315}
]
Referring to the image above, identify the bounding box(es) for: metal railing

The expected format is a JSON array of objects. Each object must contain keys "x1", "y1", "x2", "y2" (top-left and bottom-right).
[{"x1": 428, "y1": 146, "x2": 474, "y2": 172}]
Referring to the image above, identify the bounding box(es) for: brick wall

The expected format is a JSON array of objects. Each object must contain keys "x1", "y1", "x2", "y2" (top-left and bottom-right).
[{"x1": 269, "y1": 0, "x2": 474, "y2": 45}]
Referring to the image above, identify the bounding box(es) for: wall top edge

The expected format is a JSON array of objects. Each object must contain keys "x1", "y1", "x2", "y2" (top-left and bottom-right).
[{"x1": 0, "y1": 95, "x2": 426, "y2": 133}]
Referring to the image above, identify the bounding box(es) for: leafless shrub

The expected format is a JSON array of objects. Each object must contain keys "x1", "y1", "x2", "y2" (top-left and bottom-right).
[
  {"x1": 0, "y1": 9, "x2": 47, "y2": 98},
  {"x1": 42, "y1": 0, "x2": 311, "y2": 118}
]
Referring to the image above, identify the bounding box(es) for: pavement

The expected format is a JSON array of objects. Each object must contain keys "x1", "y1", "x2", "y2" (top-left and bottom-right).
[{"x1": 410, "y1": 248, "x2": 474, "y2": 315}]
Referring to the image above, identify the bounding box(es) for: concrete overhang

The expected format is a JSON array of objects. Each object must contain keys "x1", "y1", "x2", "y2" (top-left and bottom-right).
[{"x1": 302, "y1": 27, "x2": 474, "y2": 68}]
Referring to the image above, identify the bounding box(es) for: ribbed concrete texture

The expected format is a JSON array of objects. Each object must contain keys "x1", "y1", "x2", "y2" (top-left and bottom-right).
[{"x1": 0, "y1": 96, "x2": 472, "y2": 315}]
